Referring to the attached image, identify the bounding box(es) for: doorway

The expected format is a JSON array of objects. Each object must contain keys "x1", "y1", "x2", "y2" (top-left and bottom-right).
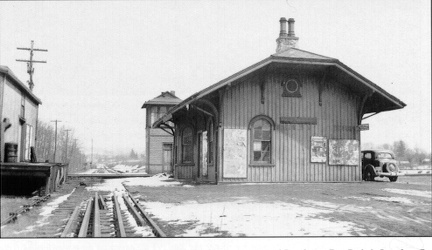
[{"x1": 162, "y1": 143, "x2": 173, "y2": 173}]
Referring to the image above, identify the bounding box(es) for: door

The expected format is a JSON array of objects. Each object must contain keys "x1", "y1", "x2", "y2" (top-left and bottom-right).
[
  {"x1": 198, "y1": 131, "x2": 208, "y2": 179},
  {"x1": 162, "y1": 143, "x2": 173, "y2": 173}
]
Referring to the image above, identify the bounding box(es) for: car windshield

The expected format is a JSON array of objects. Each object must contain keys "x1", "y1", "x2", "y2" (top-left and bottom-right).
[{"x1": 377, "y1": 152, "x2": 394, "y2": 159}]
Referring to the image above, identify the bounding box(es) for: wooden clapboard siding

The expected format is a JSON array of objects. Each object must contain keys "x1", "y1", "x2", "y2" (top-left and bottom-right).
[{"x1": 221, "y1": 72, "x2": 361, "y2": 183}]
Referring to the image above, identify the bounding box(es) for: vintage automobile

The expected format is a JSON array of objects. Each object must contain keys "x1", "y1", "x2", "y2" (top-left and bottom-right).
[{"x1": 361, "y1": 150, "x2": 400, "y2": 182}]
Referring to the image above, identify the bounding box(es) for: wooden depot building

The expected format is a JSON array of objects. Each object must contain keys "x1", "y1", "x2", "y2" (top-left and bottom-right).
[{"x1": 152, "y1": 18, "x2": 406, "y2": 183}]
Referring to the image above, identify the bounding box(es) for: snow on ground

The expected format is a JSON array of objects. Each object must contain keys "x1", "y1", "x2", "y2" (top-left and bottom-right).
[
  {"x1": 124, "y1": 175, "x2": 187, "y2": 187},
  {"x1": 384, "y1": 188, "x2": 432, "y2": 198},
  {"x1": 343, "y1": 196, "x2": 414, "y2": 204},
  {"x1": 13, "y1": 188, "x2": 76, "y2": 234},
  {"x1": 143, "y1": 199, "x2": 366, "y2": 236},
  {"x1": 86, "y1": 175, "x2": 189, "y2": 192}
]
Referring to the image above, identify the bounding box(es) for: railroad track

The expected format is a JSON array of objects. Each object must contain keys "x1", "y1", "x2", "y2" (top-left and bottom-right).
[
  {"x1": 58, "y1": 189, "x2": 165, "y2": 237},
  {"x1": 2, "y1": 179, "x2": 166, "y2": 237},
  {"x1": 1, "y1": 195, "x2": 51, "y2": 226}
]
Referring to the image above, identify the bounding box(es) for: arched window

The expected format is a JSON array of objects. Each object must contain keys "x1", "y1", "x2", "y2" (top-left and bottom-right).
[
  {"x1": 181, "y1": 127, "x2": 193, "y2": 163},
  {"x1": 250, "y1": 117, "x2": 273, "y2": 164}
]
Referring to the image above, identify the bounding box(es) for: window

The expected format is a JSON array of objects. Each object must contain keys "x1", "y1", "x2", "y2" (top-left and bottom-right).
[
  {"x1": 377, "y1": 152, "x2": 393, "y2": 159},
  {"x1": 181, "y1": 127, "x2": 193, "y2": 163},
  {"x1": 250, "y1": 117, "x2": 273, "y2": 164},
  {"x1": 364, "y1": 152, "x2": 372, "y2": 159},
  {"x1": 20, "y1": 95, "x2": 25, "y2": 118},
  {"x1": 150, "y1": 107, "x2": 158, "y2": 125}
]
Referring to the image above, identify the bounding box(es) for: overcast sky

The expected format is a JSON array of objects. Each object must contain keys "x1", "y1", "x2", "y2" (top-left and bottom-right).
[{"x1": 0, "y1": 0, "x2": 430, "y2": 155}]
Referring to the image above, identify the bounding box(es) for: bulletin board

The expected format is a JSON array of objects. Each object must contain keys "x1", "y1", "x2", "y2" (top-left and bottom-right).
[
  {"x1": 328, "y1": 140, "x2": 360, "y2": 165},
  {"x1": 223, "y1": 129, "x2": 247, "y2": 178}
]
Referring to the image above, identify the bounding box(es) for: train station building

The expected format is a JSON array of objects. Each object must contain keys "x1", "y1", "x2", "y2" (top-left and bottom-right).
[{"x1": 152, "y1": 18, "x2": 406, "y2": 183}]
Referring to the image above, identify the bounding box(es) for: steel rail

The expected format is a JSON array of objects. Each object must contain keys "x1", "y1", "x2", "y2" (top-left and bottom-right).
[
  {"x1": 93, "y1": 193, "x2": 101, "y2": 237},
  {"x1": 60, "y1": 206, "x2": 81, "y2": 237},
  {"x1": 112, "y1": 194, "x2": 126, "y2": 237},
  {"x1": 122, "y1": 193, "x2": 145, "y2": 226},
  {"x1": 98, "y1": 194, "x2": 107, "y2": 210},
  {"x1": 78, "y1": 199, "x2": 93, "y2": 237},
  {"x1": 1, "y1": 195, "x2": 50, "y2": 226},
  {"x1": 127, "y1": 192, "x2": 167, "y2": 237}
]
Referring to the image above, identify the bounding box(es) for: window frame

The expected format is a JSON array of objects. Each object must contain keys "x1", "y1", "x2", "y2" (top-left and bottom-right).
[{"x1": 248, "y1": 115, "x2": 275, "y2": 165}]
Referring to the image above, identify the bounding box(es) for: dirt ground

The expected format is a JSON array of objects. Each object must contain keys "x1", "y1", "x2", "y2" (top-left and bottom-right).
[{"x1": 125, "y1": 175, "x2": 432, "y2": 237}]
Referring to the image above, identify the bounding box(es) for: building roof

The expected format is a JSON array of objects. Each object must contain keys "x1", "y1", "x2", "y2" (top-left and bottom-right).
[
  {"x1": 141, "y1": 91, "x2": 182, "y2": 108},
  {"x1": 153, "y1": 47, "x2": 406, "y2": 128},
  {"x1": 0, "y1": 65, "x2": 42, "y2": 105}
]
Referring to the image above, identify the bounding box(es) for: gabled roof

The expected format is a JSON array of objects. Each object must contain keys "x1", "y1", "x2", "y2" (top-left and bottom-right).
[
  {"x1": 0, "y1": 65, "x2": 42, "y2": 105},
  {"x1": 141, "y1": 91, "x2": 182, "y2": 108},
  {"x1": 154, "y1": 48, "x2": 406, "y2": 128}
]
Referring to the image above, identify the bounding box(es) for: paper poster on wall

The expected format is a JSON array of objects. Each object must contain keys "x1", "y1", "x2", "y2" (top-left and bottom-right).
[
  {"x1": 311, "y1": 136, "x2": 327, "y2": 163},
  {"x1": 223, "y1": 129, "x2": 247, "y2": 178},
  {"x1": 328, "y1": 140, "x2": 359, "y2": 165}
]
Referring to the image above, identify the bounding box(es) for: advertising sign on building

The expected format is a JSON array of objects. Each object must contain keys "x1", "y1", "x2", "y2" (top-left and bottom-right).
[
  {"x1": 311, "y1": 136, "x2": 327, "y2": 163},
  {"x1": 329, "y1": 140, "x2": 360, "y2": 165},
  {"x1": 223, "y1": 129, "x2": 247, "y2": 178}
]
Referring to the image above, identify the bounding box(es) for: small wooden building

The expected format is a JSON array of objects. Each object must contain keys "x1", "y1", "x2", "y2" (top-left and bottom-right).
[
  {"x1": 153, "y1": 18, "x2": 406, "y2": 183},
  {"x1": 1, "y1": 65, "x2": 41, "y2": 163},
  {"x1": 1, "y1": 65, "x2": 67, "y2": 195},
  {"x1": 142, "y1": 91, "x2": 182, "y2": 174}
]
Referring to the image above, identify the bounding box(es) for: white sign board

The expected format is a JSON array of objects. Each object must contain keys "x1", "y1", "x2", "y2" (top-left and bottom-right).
[{"x1": 223, "y1": 129, "x2": 247, "y2": 178}]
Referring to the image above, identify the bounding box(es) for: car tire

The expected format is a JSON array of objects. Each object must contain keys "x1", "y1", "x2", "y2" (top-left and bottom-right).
[
  {"x1": 389, "y1": 176, "x2": 398, "y2": 182},
  {"x1": 364, "y1": 166, "x2": 375, "y2": 181}
]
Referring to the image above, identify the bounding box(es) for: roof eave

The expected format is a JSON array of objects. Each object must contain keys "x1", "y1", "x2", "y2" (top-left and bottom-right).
[
  {"x1": 0, "y1": 66, "x2": 42, "y2": 105},
  {"x1": 154, "y1": 55, "x2": 406, "y2": 127}
]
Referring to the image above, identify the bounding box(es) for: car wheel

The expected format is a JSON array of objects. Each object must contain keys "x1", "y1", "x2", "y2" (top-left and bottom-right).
[
  {"x1": 389, "y1": 176, "x2": 398, "y2": 182},
  {"x1": 364, "y1": 167, "x2": 375, "y2": 181}
]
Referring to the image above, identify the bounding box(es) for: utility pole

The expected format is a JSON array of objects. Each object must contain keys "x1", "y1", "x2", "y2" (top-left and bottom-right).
[
  {"x1": 51, "y1": 120, "x2": 61, "y2": 163},
  {"x1": 91, "y1": 139, "x2": 93, "y2": 168},
  {"x1": 64, "y1": 129, "x2": 71, "y2": 163},
  {"x1": 16, "y1": 40, "x2": 48, "y2": 91}
]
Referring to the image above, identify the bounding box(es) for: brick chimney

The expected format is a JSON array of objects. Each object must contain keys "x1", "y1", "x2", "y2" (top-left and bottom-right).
[{"x1": 276, "y1": 17, "x2": 299, "y2": 52}]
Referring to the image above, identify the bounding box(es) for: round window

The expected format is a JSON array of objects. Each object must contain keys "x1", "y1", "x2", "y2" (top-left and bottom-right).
[{"x1": 285, "y1": 79, "x2": 299, "y2": 93}]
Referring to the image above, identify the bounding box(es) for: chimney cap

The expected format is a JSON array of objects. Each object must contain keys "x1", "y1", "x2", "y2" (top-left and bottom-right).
[
  {"x1": 288, "y1": 18, "x2": 295, "y2": 22},
  {"x1": 280, "y1": 17, "x2": 287, "y2": 22}
]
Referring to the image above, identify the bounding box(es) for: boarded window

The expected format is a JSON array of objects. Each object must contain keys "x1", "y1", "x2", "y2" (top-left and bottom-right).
[
  {"x1": 251, "y1": 118, "x2": 272, "y2": 164},
  {"x1": 182, "y1": 127, "x2": 193, "y2": 163}
]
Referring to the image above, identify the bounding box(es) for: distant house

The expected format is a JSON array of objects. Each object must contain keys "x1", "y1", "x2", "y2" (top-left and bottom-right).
[
  {"x1": 152, "y1": 18, "x2": 406, "y2": 183},
  {"x1": 142, "y1": 91, "x2": 182, "y2": 174},
  {"x1": 0, "y1": 65, "x2": 41, "y2": 163}
]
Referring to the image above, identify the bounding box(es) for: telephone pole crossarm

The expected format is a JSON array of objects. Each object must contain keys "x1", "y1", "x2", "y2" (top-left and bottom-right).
[{"x1": 15, "y1": 40, "x2": 48, "y2": 91}]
